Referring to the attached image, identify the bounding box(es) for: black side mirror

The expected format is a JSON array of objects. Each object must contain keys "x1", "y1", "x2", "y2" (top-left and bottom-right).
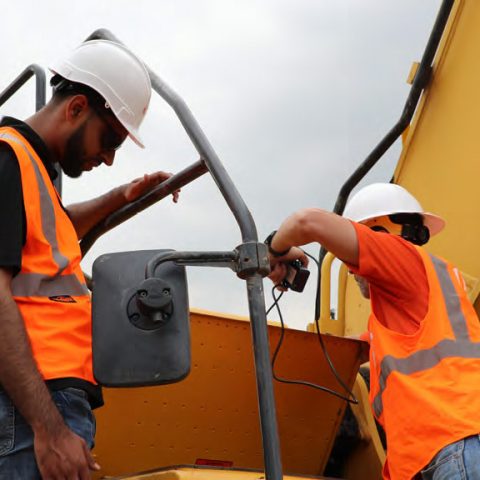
[{"x1": 91, "y1": 249, "x2": 190, "y2": 387}]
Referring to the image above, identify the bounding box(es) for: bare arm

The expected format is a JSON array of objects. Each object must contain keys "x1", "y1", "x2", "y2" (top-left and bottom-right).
[
  {"x1": 266, "y1": 208, "x2": 359, "y2": 287},
  {"x1": 270, "y1": 208, "x2": 359, "y2": 266},
  {"x1": 67, "y1": 184, "x2": 130, "y2": 240},
  {"x1": 68, "y1": 171, "x2": 179, "y2": 239},
  {"x1": 0, "y1": 268, "x2": 98, "y2": 477}
]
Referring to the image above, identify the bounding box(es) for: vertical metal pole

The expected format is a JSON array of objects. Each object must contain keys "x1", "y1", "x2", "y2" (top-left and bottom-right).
[
  {"x1": 32, "y1": 65, "x2": 46, "y2": 112},
  {"x1": 85, "y1": 29, "x2": 284, "y2": 479},
  {"x1": 31, "y1": 66, "x2": 61, "y2": 193},
  {"x1": 246, "y1": 275, "x2": 282, "y2": 480}
]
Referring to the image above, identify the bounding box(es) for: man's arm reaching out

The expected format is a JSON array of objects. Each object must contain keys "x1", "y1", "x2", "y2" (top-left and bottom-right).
[
  {"x1": 67, "y1": 171, "x2": 180, "y2": 240},
  {"x1": 267, "y1": 208, "x2": 359, "y2": 285}
]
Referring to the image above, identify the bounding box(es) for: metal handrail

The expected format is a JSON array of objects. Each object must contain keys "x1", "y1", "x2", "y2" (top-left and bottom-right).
[
  {"x1": 80, "y1": 159, "x2": 208, "y2": 256},
  {"x1": 86, "y1": 29, "x2": 258, "y2": 244},
  {"x1": 0, "y1": 64, "x2": 64, "y2": 192},
  {"x1": 83, "y1": 29, "x2": 282, "y2": 480},
  {"x1": 0, "y1": 64, "x2": 46, "y2": 112},
  {"x1": 315, "y1": 0, "x2": 455, "y2": 320}
]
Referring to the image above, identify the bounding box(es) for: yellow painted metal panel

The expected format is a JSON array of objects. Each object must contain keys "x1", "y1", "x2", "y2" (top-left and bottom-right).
[
  {"x1": 343, "y1": 274, "x2": 371, "y2": 338},
  {"x1": 394, "y1": 0, "x2": 480, "y2": 309},
  {"x1": 92, "y1": 311, "x2": 364, "y2": 478},
  {"x1": 115, "y1": 465, "x2": 326, "y2": 479},
  {"x1": 319, "y1": 254, "x2": 370, "y2": 338},
  {"x1": 345, "y1": 375, "x2": 385, "y2": 480},
  {"x1": 406, "y1": 62, "x2": 420, "y2": 85}
]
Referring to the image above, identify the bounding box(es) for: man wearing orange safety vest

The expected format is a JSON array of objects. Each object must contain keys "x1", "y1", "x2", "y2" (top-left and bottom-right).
[
  {"x1": 266, "y1": 183, "x2": 480, "y2": 480},
  {"x1": 0, "y1": 41, "x2": 179, "y2": 479}
]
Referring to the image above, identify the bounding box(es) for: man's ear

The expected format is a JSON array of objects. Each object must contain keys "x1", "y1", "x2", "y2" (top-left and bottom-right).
[{"x1": 65, "y1": 94, "x2": 89, "y2": 123}]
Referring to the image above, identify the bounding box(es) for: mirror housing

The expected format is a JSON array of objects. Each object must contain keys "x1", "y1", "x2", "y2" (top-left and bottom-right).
[{"x1": 91, "y1": 249, "x2": 190, "y2": 387}]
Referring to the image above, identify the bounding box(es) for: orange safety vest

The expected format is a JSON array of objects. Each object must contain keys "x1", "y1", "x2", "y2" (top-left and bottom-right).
[
  {"x1": 368, "y1": 246, "x2": 480, "y2": 479},
  {"x1": 0, "y1": 127, "x2": 95, "y2": 384}
]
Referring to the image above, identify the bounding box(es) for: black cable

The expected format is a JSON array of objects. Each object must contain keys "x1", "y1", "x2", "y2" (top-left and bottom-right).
[
  {"x1": 268, "y1": 251, "x2": 358, "y2": 404},
  {"x1": 304, "y1": 251, "x2": 358, "y2": 403}
]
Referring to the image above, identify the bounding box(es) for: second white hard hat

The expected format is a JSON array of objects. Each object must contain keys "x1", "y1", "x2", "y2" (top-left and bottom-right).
[
  {"x1": 343, "y1": 183, "x2": 445, "y2": 235},
  {"x1": 50, "y1": 40, "x2": 152, "y2": 148}
]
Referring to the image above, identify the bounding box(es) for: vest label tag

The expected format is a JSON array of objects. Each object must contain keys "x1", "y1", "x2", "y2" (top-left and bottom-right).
[{"x1": 49, "y1": 295, "x2": 76, "y2": 303}]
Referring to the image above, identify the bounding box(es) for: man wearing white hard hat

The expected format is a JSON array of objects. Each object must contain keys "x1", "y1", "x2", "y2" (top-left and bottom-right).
[
  {"x1": 0, "y1": 40, "x2": 178, "y2": 478},
  {"x1": 266, "y1": 183, "x2": 480, "y2": 480}
]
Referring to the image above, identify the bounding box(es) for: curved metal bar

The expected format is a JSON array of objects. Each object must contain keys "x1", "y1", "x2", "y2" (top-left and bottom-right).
[
  {"x1": 333, "y1": 0, "x2": 453, "y2": 217},
  {"x1": 80, "y1": 159, "x2": 208, "y2": 257},
  {"x1": 84, "y1": 29, "x2": 282, "y2": 479},
  {"x1": 86, "y1": 29, "x2": 257, "y2": 243},
  {"x1": 315, "y1": 0, "x2": 455, "y2": 320},
  {"x1": 0, "y1": 64, "x2": 46, "y2": 111},
  {"x1": 146, "y1": 250, "x2": 239, "y2": 278},
  {"x1": 0, "y1": 64, "x2": 60, "y2": 191}
]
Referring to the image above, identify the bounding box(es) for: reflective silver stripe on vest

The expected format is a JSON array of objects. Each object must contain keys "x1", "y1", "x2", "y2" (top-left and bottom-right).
[
  {"x1": 430, "y1": 255, "x2": 470, "y2": 341},
  {"x1": 372, "y1": 338, "x2": 480, "y2": 416},
  {"x1": 0, "y1": 132, "x2": 88, "y2": 297},
  {"x1": 12, "y1": 272, "x2": 89, "y2": 297},
  {"x1": 372, "y1": 254, "x2": 478, "y2": 418},
  {"x1": 0, "y1": 132, "x2": 69, "y2": 273}
]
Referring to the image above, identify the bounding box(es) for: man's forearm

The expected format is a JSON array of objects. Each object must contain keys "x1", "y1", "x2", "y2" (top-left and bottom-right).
[
  {"x1": 67, "y1": 185, "x2": 127, "y2": 240},
  {"x1": 0, "y1": 291, "x2": 64, "y2": 435},
  {"x1": 271, "y1": 208, "x2": 360, "y2": 266},
  {"x1": 67, "y1": 172, "x2": 176, "y2": 240}
]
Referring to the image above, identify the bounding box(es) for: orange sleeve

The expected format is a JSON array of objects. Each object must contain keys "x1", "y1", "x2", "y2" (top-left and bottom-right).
[
  {"x1": 348, "y1": 222, "x2": 426, "y2": 296},
  {"x1": 347, "y1": 222, "x2": 429, "y2": 335}
]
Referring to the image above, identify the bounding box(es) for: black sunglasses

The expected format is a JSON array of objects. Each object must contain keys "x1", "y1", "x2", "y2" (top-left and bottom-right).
[
  {"x1": 52, "y1": 77, "x2": 127, "y2": 151},
  {"x1": 91, "y1": 106, "x2": 126, "y2": 152}
]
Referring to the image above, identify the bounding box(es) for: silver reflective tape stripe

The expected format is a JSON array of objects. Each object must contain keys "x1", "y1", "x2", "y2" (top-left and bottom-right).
[
  {"x1": 373, "y1": 339, "x2": 480, "y2": 417},
  {"x1": 0, "y1": 133, "x2": 69, "y2": 273},
  {"x1": 0, "y1": 132, "x2": 86, "y2": 298},
  {"x1": 429, "y1": 254, "x2": 470, "y2": 341},
  {"x1": 372, "y1": 254, "x2": 475, "y2": 418},
  {"x1": 11, "y1": 272, "x2": 89, "y2": 297}
]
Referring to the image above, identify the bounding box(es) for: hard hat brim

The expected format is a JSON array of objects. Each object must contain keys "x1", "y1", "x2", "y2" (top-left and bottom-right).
[
  {"x1": 422, "y1": 212, "x2": 445, "y2": 236},
  {"x1": 129, "y1": 130, "x2": 145, "y2": 149}
]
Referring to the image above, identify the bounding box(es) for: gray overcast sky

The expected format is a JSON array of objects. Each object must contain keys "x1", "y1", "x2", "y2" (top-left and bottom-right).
[{"x1": 0, "y1": 1, "x2": 441, "y2": 329}]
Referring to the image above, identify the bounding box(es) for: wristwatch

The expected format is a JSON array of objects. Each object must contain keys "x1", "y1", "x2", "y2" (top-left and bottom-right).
[{"x1": 264, "y1": 230, "x2": 291, "y2": 257}]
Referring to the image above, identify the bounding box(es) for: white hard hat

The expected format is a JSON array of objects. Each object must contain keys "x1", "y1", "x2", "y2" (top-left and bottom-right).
[
  {"x1": 50, "y1": 40, "x2": 151, "y2": 148},
  {"x1": 343, "y1": 183, "x2": 445, "y2": 236}
]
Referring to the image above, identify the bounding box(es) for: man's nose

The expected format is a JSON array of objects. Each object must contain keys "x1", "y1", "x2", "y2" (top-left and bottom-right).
[{"x1": 101, "y1": 150, "x2": 115, "y2": 166}]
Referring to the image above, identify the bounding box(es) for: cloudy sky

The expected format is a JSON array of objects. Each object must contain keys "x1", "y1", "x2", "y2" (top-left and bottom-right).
[{"x1": 0, "y1": 0, "x2": 441, "y2": 329}]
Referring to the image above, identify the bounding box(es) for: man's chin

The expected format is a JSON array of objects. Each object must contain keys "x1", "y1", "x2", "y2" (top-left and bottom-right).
[{"x1": 61, "y1": 167, "x2": 83, "y2": 179}]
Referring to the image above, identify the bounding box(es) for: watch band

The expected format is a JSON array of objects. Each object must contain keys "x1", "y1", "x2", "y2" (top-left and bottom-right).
[{"x1": 264, "y1": 230, "x2": 291, "y2": 257}]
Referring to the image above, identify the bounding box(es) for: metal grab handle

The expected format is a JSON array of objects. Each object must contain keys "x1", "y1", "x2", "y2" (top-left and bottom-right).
[
  {"x1": 0, "y1": 64, "x2": 62, "y2": 192},
  {"x1": 86, "y1": 28, "x2": 258, "y2": 244},
  {"x1": 83, "y1": 29, "x2": 283, "y2": 480},
  {"x1": 331, "y1": 0, "x2": 454, "y2": 218},
  {"x1": 316, "y1": 0, "x2": 455, "y2": 320},
  {"x1": 80, "y1": 159, "x2": 208, "y2": 256},
  {"x1": 0, "y1": 64, "x2": 46, "y2": 112},
  {"x1": 146, "y1": 250, "x2": 239, "y2": 277}
]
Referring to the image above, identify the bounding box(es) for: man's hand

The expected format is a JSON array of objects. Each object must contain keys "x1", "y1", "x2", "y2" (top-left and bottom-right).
[
  {"x1": 68, "y1": 171, "x2": 181, "y2": 239},
  {"x1": 267, "y1": 247, "x2": 308, "y2": 289},
  {"x1": 34, "y1": 424, "x2": 100, "y2": 480},
  {"x1": 124, "y1": 171, "x2": 180, "y2": 203},
  {"x1": 0, "y1": 268, "x2": 98, "y2": 478}
]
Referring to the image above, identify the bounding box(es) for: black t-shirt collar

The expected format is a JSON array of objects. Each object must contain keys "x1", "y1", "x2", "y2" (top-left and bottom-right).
[{"x1": 0, "y1": 116, "x2": 58, "y2": 180}]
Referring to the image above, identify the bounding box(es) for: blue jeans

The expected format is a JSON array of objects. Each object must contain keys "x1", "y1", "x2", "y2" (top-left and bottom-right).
[
  {"x1": 0, "y1": 387, "x2": 96, "y2": 480},
  {"x1": 420, "y1": 435, "x2": 480, "y2": 480}
]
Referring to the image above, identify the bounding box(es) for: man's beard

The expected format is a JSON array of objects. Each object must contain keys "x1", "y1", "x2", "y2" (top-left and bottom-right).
[{"x1": 60, "y1": 123, "x2": 87, "y2": 178}]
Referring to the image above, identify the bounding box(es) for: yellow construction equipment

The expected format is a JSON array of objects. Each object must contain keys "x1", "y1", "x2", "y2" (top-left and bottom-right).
[{"x1": 2, "y1": 0, "x2": 477, "y2": 478}]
